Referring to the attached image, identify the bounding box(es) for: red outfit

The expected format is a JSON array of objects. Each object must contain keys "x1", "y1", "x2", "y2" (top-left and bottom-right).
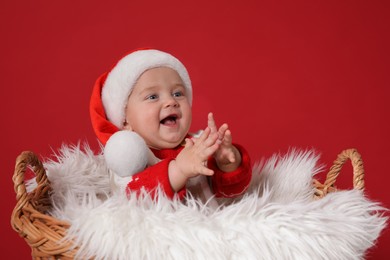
[{"x1": 127, "y1": 143, "x2": 252, "y2": 200}]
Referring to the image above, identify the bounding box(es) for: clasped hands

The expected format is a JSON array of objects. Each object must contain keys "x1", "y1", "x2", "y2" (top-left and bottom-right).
[{"x1": 169, "y1": 113, "x2": 242, "y2": 188}]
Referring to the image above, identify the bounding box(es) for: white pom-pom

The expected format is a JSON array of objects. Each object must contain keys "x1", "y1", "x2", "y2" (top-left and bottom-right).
[{"x1": 104, "y1": 131, "x2": 149, "y2": 177}]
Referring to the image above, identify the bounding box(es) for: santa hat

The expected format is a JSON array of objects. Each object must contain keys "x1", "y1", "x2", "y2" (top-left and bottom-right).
[{"x1": 90, "y1": 49, "x2": 192, "y2": 176}]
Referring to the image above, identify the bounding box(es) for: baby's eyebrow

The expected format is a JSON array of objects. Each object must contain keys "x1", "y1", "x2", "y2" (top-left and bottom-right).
[
  {"x1": 137, "y1": 86, "x2": 159, "y2": 95},
  {"x1": 173, "y1": 83, "x2": 185, "y2": 89}
]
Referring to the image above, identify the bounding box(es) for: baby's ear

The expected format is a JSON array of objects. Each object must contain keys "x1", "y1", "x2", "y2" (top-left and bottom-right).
[{"x1": 123, "y1": 120, "x2": 133, "y2": 131}]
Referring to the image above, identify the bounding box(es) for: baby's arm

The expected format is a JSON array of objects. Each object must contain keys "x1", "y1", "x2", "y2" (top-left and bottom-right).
[
  {"x1": 208, "y1": 113, "x2": 242, "y2": 172},
  {"x1": 168, "y1": 127, "x2": 220, "y2": 191}
]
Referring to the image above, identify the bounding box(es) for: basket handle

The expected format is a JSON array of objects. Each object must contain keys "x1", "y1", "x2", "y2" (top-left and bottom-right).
[
  {"x1": 315, "y1": 149, "x2": 365, "y2": 198},
  {"x1": 12, "y1": 151, "x2": 51, "y2": 219}
]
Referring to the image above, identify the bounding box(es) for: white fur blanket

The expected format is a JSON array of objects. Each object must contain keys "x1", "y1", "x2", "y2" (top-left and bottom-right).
[{"x1": 28, "y1": 144, "x2": 388, "y2": 260}]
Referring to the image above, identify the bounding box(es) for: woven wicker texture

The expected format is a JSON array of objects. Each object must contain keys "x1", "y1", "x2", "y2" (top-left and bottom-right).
[
  {"x1": 313, "y1": 149, "x2": 364, "y2": 198},
  {"x1": 11, "y1": 149, "x2": 364, "y2": 259},
  {"x1": 11, "y1": 151, "x2": 77, "y2": 259}
]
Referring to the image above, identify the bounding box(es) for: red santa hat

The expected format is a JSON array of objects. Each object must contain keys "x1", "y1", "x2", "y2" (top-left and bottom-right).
[{"x1": 90, "y1": 49, "x2": 192, "y2": 176}]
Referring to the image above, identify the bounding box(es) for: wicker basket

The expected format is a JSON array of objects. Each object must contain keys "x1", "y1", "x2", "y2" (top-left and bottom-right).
[{"x1": 11, "y1": 149, "x2": 365, "y2": 259}]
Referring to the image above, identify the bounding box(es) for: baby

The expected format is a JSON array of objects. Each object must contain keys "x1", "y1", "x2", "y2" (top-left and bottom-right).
[{"x1": 90, "y1": 49, "x2": 252, "y2": 199}]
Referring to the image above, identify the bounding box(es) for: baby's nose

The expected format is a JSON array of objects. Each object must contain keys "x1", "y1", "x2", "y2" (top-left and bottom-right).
[{"x1": 164, "y1": 96, "x2": 179, "y2": 107}]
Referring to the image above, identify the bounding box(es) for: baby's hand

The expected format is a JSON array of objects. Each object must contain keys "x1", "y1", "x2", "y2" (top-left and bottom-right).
[
  {"x1": 208, "y1": 113, "x2": 241, "y2": 172},
  {"x1": 168, "y1": 127, "x2": 219, "y2": 191}
]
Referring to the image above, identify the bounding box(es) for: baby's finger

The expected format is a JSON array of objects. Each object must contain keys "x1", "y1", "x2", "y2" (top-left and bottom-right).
[
  {"x1": 198, "y1": 127, "x2": 211, "y2": 142},
  {"x1": 228, "y1": 151, "x2": 236, "y2": 163},
  {"x1": 217, "y1": 124, "x2": 229, "y2": 143},
  {"x1": 223, "y1": 129, "x2": 233, "y2": 145},
  {"x1": 208, "y1": 113, "x2": 218, "y2": 134},
  {"x1": 203, "y1": 132, "x2": 219, "y2": 147},
  {"x1": 197, "y1": 166, "x2": 214, "y2": 176},
  {"x1": 184, "y1": 138, "x2": 194, "y2": 149},
  {"x1": 203, "y1": 143, "x2": 220, "y2": 157}
]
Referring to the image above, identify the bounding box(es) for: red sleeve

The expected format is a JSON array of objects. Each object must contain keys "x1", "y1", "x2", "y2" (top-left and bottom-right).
[
  {"x1": 208, "y1": 144, "x2": 252, "y2": 198},
  {"x1": 126, "y1": 159, "x2": 187, "y2": 200}
]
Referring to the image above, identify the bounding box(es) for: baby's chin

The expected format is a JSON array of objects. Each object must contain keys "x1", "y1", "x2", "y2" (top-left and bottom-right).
[{"x1": 147, "y1": 138, "x2": 185, "y2": 150}]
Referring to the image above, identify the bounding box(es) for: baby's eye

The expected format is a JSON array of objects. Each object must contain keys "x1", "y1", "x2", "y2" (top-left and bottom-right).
[
  {"x1": 172, "y1": 91, "x2": 184, "y2": 97},
  {"x1": 146, "y1": 94, "x2": 158, "y2": 100}
]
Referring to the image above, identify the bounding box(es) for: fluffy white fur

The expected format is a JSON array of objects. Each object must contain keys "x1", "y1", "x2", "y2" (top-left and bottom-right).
[
  {"x1": 102, "y1": 49, "x2": 192, "y2": 128},
  {"x1": 28, "y1": 145, "x2": 387, "y2": 260},
  {"x1": 104, "y1": 130, "x2": 149, "y2": 177}
]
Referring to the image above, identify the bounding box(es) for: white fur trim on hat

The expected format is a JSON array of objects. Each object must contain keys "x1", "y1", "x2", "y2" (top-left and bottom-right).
[
  {"x1": 104, "y1": 130, "x2": 149, "y2": 177},
  {"x1": 102, "y1": 49, "x2": 192, "y2": 129}
]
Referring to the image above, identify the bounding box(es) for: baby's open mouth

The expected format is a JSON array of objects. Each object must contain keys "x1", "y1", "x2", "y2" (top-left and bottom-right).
[{"x1": 160, "y1": 114, "x2": 178, "y2": 126}]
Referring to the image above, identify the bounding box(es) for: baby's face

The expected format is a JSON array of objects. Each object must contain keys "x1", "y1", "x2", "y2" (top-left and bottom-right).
[{"x1": 124, "y1": 67, "x2": 192, "y2": 149}]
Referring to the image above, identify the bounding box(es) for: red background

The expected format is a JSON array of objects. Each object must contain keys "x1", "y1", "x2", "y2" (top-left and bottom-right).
[{"x1": 1, "y1": 0, "x2": 389, "y2": 258}]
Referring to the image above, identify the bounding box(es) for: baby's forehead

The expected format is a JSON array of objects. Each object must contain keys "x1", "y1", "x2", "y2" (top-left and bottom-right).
[
  {"x1": 132, "y1": 68, "x2": 185, "y2": 89},
  {"x1": 137, "y1": 66, "x2": 182, "y2": 80}
]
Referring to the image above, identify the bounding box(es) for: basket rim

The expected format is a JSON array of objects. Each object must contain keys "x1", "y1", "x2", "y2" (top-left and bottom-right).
[
  {"x1": 11, "y1": 151, "x2": 77, "y2": 258},
  {"x1": 11, "y1": 148, "x2": 365, "y2": 257}
]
